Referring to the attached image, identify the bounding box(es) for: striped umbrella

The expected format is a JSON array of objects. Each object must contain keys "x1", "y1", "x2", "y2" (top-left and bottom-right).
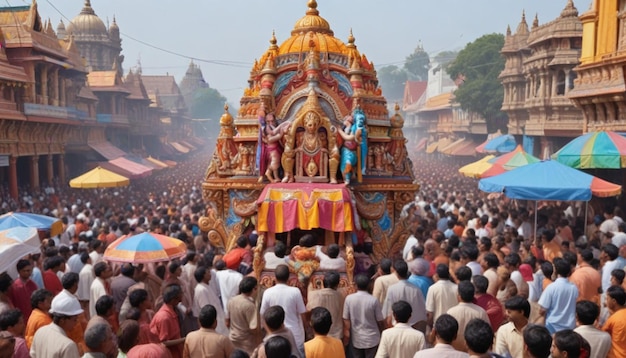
[
  {"x1": 481, "y1": 145, "x2": 541, "y2": 178},
  {"x1": 552, "y1": 131, "x2": 626, "y2": 169},
  {"x1": 103, "y1": 232, "x2": 187, "y2": 263}
]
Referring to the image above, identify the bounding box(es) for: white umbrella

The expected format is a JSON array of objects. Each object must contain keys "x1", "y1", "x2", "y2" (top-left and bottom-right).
[{"x1": 0, "y1": 227, "x2": 40, "y2": 273}]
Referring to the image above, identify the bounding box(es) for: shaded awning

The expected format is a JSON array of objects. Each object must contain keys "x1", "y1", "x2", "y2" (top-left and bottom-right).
[
  {"x1": 427, "y1": 138, "x2": 452, "y2": 154},
  {"x1": 169, "y1": 142, "x2": 190, "y2": 154},
  {"x1": 257, "y1": 183, "x2": 356, "y2": 234},
  {"x1": 146, "y1": 156, "x2": 169, "y2": 168},
  {"x1": 415, "y1": 138, "x2": 428, "y2": 152},
  {"x1": 426, "y1": 140, "x2": 439, "y2": 154},
  {"x1": 88, "y1": 141, "x2": 127, "y2": 160},
  {"x1": 180, "y1": 140, "x2": 197, "y2": 151},
  {"x1": 439, "y1": 138, "x2": 465, "y2": 154},
  {"x1": 101, "y1": 157, "x2": 152, "y2": 179},
  {"x1": 125, "y1": 155, "x2": 163, "y2": 170},
  {"x1": 448, "y1": 139, "x2": 478, "y2": 156}
]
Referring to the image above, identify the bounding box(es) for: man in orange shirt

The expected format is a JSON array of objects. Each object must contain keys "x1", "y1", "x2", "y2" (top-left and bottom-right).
[
  {"x1": 602, "y1": 285, "x2": 626, "y2": 358},
  {"x1": 24, "y1": 289, "x2": 53, "y2": 349},
  {"x1": 541, "y1": 229, "x2": 562, "y2": 263},
  {"x1": 569, "y1": 249, "x2": 601, "y2": 305}
]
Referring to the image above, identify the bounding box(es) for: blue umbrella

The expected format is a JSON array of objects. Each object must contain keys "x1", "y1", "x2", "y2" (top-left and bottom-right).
[
  {"x1": 478, "y1": 160, "x2": 621, "y2": 201},
  {"x1": 0, "y1": 212, "x2": 62, "y2": 236},
  {"x1": 483, "y1": 134, "x2": 516, "y2": 154}
]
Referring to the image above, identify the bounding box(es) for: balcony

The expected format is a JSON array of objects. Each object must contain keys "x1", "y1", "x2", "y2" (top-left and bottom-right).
[
  {"x1": 24, "y1": 103, "x2": 92, "y2": 121},
  {"x1": 96, "y1": 114, "x2": 129, "y2": 125}
]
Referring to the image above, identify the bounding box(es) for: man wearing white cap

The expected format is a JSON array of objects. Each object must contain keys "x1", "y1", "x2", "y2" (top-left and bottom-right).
[{"x1": 30, "y1": 290, "x2": 82, "y2": 358}]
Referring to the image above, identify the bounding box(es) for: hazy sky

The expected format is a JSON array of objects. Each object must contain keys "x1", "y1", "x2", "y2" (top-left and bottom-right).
[{"x1": 36, "y1": 0, "x2": 591, "y2": 105}]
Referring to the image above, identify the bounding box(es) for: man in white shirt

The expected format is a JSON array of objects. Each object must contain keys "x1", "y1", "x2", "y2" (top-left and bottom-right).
[
  {"x1": 77, "y1": 253, "x2": 94, "y2": 315},
  {"x1": 316, "y1": 244, "x2": 346, "y2": 271},
  {"x1": 260, "y1": 264, "x2": 307, "y2": 355},
  {"x1": 192, "y1": 266, "x2": 228, "y2": 335},
  {"x1": 494, "y1": 296, "x2": 530, "y2": 358},
  {"x1": 446, "y1": 281, "x2": 489, "y2": 352},
  {"x1": 375, "y1": 300, "x2": 425, "y2": 358},
  {"x1": 264, "y1": 241, "x2": 288, "y2": 270},
  {"x1": 574, "y1": 300, "x2": 611, "y2": 358},
  {"x1": 214, "y1": 259, "x2": 243, "y2": 317},
  {"x1": 89, "y1": 262, "x2": 112, "y2": 318},
  {"x1": 373, "y1": 259, "x2": 399, "y2": 305},
  {"x1": 425, "y1": 264, "x2": 458, "y2": 329},
  {"x1": 413, "y1": 314, "x2": 468, "y2": 358}
]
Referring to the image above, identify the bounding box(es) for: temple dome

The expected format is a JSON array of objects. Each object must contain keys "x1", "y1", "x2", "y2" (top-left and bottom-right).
[
  {"x1": 278, "y1": 0, "x2": 348, "y2": 55},
  {"x1": 67, "y1": 0, "x2": 109, "y2": 42}
]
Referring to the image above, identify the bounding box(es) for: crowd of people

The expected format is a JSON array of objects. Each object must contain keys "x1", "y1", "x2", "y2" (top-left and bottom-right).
[{"x1": 1, "y1": 149, "x2": 626, "y2": 358}]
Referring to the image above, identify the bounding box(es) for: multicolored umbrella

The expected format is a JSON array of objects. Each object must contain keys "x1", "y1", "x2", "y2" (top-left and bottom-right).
[
  {"x1": 0, "y1": 212, "x2": 63, "y2": 236},
  {"x1": 69, "y1": 166, "x2": 130, "y2": 189},
  {"x1": 481, "y1": 145, "x2": 541, "y2": 178},
  {"x1": 459, "y1": 155, "x2": 496, "y2": 178},
  {"x1": 103, "y1": 232, "x2": 187, "y2": 263},
  {"x1": 0, "y1": 227, "x2": 40, "y2": 273},
  {"x1": 552, "y1": 131, "x2": 626, "y2": 169}
]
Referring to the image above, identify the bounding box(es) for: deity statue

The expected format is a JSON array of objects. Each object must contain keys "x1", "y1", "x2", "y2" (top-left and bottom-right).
[
  {"x1": 281, "y1": 89, "x2": 339, "y2": 184},
  {"x1": 337, "y1": 107, "x2": 367, "y2": 184},
  {"x1": 337, "y1": 115, "x2": 361, "y2": 184},
  {"x1": 257, "y1": 103, "x2": 285, "y2": 183}
]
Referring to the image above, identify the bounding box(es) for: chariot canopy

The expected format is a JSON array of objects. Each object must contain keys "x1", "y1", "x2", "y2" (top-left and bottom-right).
[{"x1": 256, "y1": 183, "x2": 355, "y2": 234}]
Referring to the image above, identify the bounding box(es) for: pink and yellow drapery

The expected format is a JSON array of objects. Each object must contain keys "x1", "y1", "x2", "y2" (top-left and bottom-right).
[{"x1": 256, "y1": 183, "x2": 355, "y2": 234}]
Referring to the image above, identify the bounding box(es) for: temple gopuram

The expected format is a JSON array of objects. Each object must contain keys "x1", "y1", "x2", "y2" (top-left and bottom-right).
[{"x1": 201, "y1": 0, "x2": 418, "y2": 286}]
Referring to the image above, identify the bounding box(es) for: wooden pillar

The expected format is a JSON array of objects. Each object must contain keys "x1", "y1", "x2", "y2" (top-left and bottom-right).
[
  {"x1": 41, "y1": 65, "x2": 48, "y2": 105},
  {"x1": 8, "y1": 156, "x2": 17, "y2": 200},
  {"x1": 51, "y1": 69, "x2": 59, "y2": 106},
  {"x1": 46, "y1": 154, "x2": 53, "y2": 185},
  {"x1": 57, "y1": 154, "x2": 65, "y2": 184},
  {"x1": 60, "y1": 78, "x2": 66, "y2": 107},
  {"x1": 30, "y1": 155, "x2": 39, "y2": 190}
]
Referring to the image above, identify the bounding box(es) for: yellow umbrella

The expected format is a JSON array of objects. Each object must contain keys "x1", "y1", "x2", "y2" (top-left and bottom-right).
[
  {"x1": 146, "y1": 156, "x2": 169, "y2": 169},
  {"x1": 458, "y1": 155, "x2": 496, "y2": 178},
  {"x1": 69, "y1": 166, "x2": 130, "y2": 188}
]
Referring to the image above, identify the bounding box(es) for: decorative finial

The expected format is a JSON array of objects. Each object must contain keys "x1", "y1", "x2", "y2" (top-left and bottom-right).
[
  {"x1": 506, "y1": 25, "x2": 511, "y2": 36},
  {"x1": 270, "y1": 30, "x2": 277, "y2": 46},
  {"x1": 306, "y1": 0, "x2": 319, "y2": 15},
  {"x1": 224, "y1": 103, "x2": 229, "y2": 112},
  {"x1": 532, "y1": 13, "x2": 539, "y2": 28},
  {"x1": 348, "y1": 28, "x2": 355, "y2": 45},
  {"x1": 521, "y1": 9, "x2": 526, "y2": 22}
]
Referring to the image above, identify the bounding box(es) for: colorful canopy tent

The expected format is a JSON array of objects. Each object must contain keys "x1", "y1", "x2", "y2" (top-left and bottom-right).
[
  {"x1": 478, "y1": 160, "x2": 622, "y2": 201},
  {"x1": 476, "y1": 134, "x2": 516, "y2": 154},
  {"x1": 459, "y1": 155, "x2": 496, "y2": 178},
  {"x1": 552, "y1": 131, "x2": 626, "y2": 169},
  {"x1": 0, "y1": 212, "x2": 63, "y2": 236},
  {"x1": 256, "y1": 183, "x2": 355, "y2": 234},
  {"x1": 69, "y1": 166, "x2": 130, "y2": 188}
]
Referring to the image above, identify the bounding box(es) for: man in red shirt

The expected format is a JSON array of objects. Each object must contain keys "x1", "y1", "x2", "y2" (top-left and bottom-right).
[
  {"x1": 472, "y1": 275, "x2": 504, "y2": 331},
  {"x1": 150, "y1": 284, "x2": 185, "y2": 358},
  {"x1": 42, "y1": 256, "x2": 64, "y2": 296},
  {"x1": 8, "y1": 260, "x2": 38, "y2": 321}
]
